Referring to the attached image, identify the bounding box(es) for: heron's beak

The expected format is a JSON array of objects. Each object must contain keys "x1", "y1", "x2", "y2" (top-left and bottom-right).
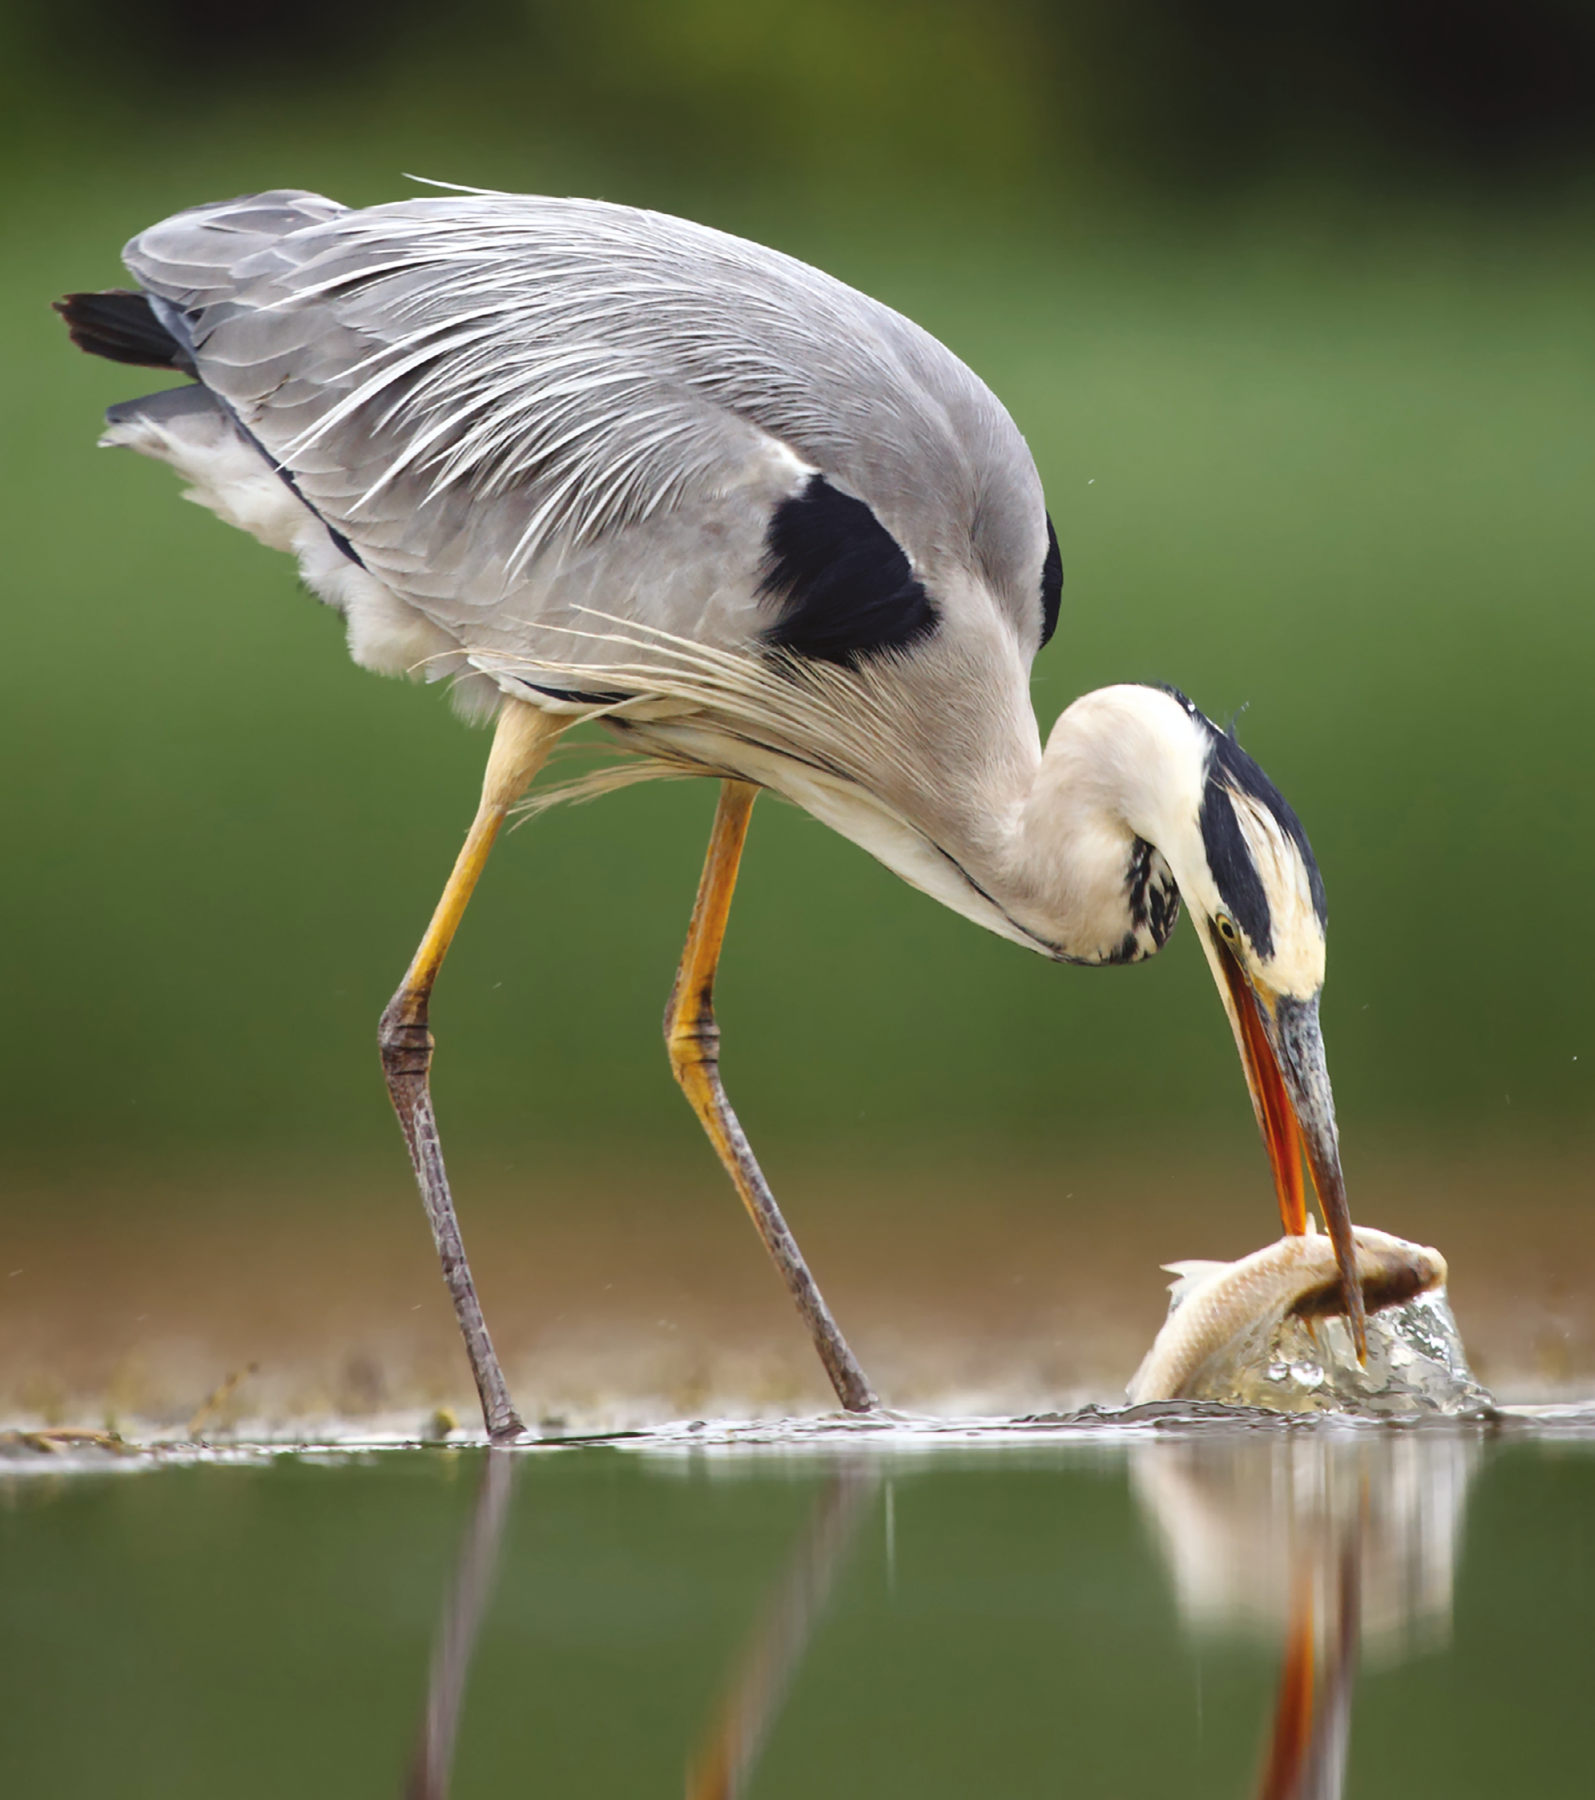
[{"x1": 1204, "y1": 929, "x2": 1366, "y2": 1359}]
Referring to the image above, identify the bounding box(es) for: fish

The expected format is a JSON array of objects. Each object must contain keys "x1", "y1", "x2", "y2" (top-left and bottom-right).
[{"x1": 1127, "y1": 1222, "x2": 1448, "y2": 1406}]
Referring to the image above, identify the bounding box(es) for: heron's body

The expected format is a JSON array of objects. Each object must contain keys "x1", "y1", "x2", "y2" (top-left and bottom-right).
[
  {"x1": 93, "y1": 190, "x2": 1120, "y2": 956},
  {"x1": 59, "y1": 188, "x2": 1361, "y2": 1433}
]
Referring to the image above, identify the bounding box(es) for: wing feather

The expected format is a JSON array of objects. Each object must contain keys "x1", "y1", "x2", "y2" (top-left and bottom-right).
[{"x1": 122, "y1": 192, "x2": 1049, "y2": 659}]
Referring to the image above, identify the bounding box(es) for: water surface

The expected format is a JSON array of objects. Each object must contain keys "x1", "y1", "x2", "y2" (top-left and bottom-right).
[{"x1": 4, "y1": 1427, "x2": 1591, "y2": 1796}]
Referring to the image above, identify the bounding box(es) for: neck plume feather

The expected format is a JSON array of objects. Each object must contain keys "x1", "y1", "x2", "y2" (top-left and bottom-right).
[{"x1": 467, "y1": 627, "x2": 1214, "y2": 964}]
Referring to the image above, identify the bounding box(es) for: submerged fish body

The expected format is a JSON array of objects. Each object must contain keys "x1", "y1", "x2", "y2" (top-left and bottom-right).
[{"x1": 1128, "y1": 1225, "x2": 1448, "y2": 1406}]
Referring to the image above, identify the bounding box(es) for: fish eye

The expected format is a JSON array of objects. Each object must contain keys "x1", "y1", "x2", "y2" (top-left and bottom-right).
[{"x1": 1215, "y1": 915, "x2": 1240, "y2": 946}]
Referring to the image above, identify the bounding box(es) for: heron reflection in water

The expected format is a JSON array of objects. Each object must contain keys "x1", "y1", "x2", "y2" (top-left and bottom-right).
[
  {"x1": 404, "y1": 1437, "x2": 1475, "y2": 1796},
  {"x1": 402, "y1": 1454, "x2": 874, "y2": 1800},
  {"x1": 1134, "y1": 1433, "x2": 1480, "y2": 1798},
  {"x1": 685, "y1": 1465, "x2": 878, "y2": 1799},
  {"x1": 405, "y1": 1450, "x2": 515, "y2": 1800}
]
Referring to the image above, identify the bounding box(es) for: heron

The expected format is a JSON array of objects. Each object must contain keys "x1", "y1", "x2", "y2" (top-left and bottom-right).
[{"x1": 56, "y1": 187, "x2": 1363, "y2": 1438}]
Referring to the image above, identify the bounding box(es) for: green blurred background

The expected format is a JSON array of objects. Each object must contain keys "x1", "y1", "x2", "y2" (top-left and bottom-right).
[{"x1": 0, "y1": 0, "x2": 1592, "y2": 1411}]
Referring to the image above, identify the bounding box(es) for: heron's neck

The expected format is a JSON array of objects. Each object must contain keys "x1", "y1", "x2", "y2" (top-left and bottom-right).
[
  {"x1": 661, "y1": 679, "x2": 1208, "y2": 962},
  {"x1": 992, "y1": 684, "x2": 1209, "y2": 960}
]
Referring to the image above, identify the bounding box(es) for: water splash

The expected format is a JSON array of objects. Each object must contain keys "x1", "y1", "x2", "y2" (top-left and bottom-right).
[{"x1": 1168, "y1": 1288, "x2": 1494, "y2": 1416}]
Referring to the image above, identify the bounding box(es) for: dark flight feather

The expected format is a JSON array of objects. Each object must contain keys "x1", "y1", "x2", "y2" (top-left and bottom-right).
[{"x1": 54, "y1": 289, "x2": 193, "y2": 374}]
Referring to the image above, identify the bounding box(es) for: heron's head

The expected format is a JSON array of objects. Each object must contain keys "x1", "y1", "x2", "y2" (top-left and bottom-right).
[{"x1": 1024, "y1": 683, "x2": 1362, "y2": 1351}]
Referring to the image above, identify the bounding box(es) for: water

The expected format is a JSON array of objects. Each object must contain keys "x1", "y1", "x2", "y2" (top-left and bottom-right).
[
  {"x1": 1147, "y1": 1285, "x2": 1496, "y2": 1416},
  {"x1": 4, "y1": 1423, "x2": 1593, "y2": 1797}
]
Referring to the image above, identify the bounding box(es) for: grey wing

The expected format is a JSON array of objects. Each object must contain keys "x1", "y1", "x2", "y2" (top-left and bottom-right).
[{"x1": 123, "y1": 191, "x2": 1052, "y2": 682}]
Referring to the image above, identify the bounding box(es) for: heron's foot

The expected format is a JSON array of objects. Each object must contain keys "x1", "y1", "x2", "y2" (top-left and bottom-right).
[
  {"x1": 4, "y1": 1426, "x2": 128, "y2": 1455},
  {"x1": 488, "y1": 1421, "x2": 539, "y2": 1446}
]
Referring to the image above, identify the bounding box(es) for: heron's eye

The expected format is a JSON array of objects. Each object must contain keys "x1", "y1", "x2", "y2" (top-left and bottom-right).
[{"x1": 1215, "y1": 915, "x2": 1240, "y2": 946}]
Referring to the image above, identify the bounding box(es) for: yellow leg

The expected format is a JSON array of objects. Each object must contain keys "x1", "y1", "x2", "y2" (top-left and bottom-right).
[
  {"x1": 379, "y1": 700, "x2": 565, "y2": 1440},
  {"x1": 665, "y1": 782, "x2": 877, "y2": 1413}
]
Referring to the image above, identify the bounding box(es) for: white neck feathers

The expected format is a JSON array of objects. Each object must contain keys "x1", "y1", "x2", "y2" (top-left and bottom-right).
[{"x1": 996, "y1": 685, "x2": 1211, "y2": 960}]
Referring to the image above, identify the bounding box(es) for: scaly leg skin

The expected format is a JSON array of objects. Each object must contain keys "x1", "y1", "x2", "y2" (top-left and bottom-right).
[
  {"x1": 665, "y1": 781, "x2": 878, "y2": 1414},
  {"x1": 380, "y1": 701, "x2": 566, "y2": 1441}
]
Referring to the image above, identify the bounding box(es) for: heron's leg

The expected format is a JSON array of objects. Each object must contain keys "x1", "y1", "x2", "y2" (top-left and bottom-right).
[
  {"x1": 665, "y1": 781, "x2": 878, "y2": 1414},
  {"x1": 379, "y1": 700, "x2": 565, "y2": 1440}
]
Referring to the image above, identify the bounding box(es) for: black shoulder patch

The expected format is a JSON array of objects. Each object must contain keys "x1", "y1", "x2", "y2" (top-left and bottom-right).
[
  {"x1": 55, "y1": 289, "x2": 193, "y2": 374},
  {"x1": 1039, "y1": 513, "x2": 1062, "y2": 648},
  {"x1": 758, "y1": 475, "x2": 938, "y2": 667}
]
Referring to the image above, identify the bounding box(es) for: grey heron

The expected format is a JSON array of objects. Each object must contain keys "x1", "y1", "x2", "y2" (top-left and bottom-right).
[{"x1": 57, "y1": 188, "x2": 1361, "y2": 1438}]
